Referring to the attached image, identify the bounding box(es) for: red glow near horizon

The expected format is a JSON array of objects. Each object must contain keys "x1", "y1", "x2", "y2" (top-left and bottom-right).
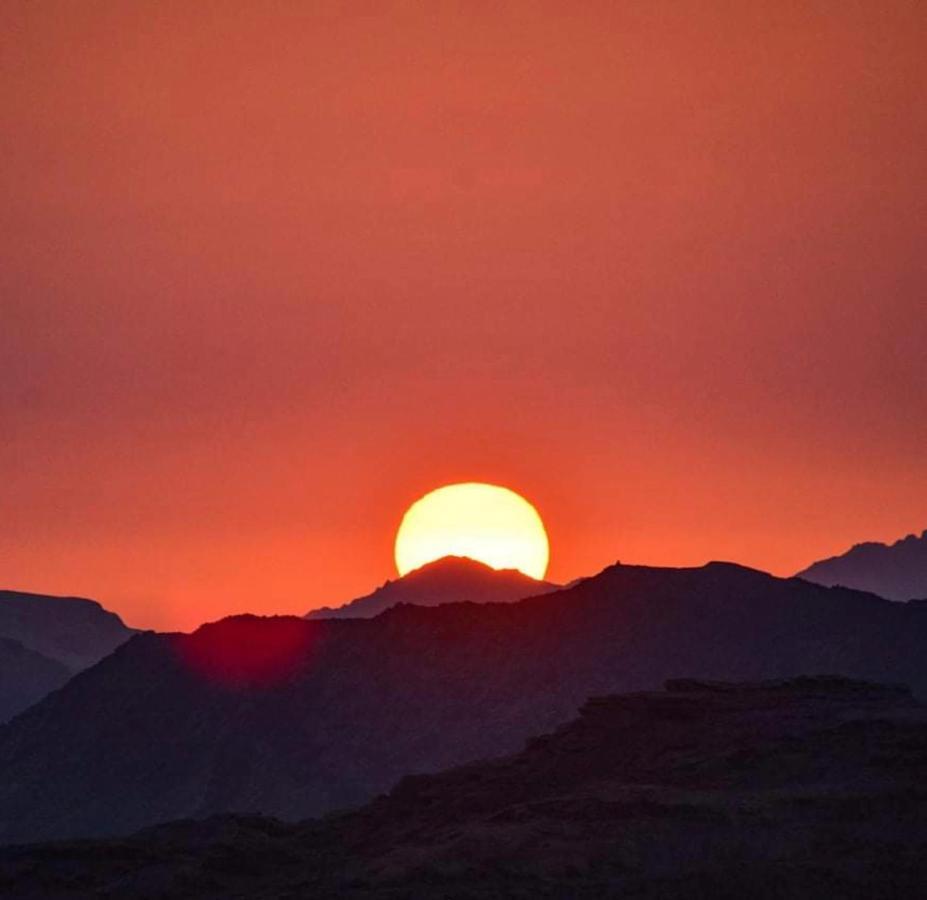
[{"x1": 177, "y1": 617, "x2": 319, "y2": 687}]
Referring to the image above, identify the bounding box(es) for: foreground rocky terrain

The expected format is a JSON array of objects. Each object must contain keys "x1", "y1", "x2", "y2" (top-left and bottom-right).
[
  {"x1": 2, "y1": 676, "x2": 926, "y2": 898},
  {"x1": 7, "y1": 561, "x2": 927, "y2": 844}
]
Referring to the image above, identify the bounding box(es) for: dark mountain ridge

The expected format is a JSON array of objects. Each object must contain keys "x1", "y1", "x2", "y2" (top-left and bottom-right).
[
  {"x1": 3, "y1": 561, "x2": 927, "y2": 845},
  {"x1": 0, "y1": 590, "x2": 135, "y2": 722},
  {"x1": 306, "y1": 555, "x2": 558, "y2": 619},
  {"x1": 797, "y1": 528, "x2": 927, "y2": 601},
  {"x1": 0, "y1": 590, "x2": 135, "y2": 671},
  {"x1": 3, "y1": 676, "x2": 927, "y2": 899}
]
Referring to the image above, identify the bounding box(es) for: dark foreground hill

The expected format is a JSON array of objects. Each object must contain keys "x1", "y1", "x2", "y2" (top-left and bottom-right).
[
  {"x1": 0, "y1": 590, "x2": 135, "y2": 722},
  {"x1": 5, "y1": 561, "x2": 927, "y2": 845},
  {"x1": 3, "y1": 677, "x2": 927, "y2": 899},
  {"x1": 797, "y1": 529, "x2": 927, "y2": 601},
  {"x1": 306, "y1": 555, "x2": 558, "y2": 619}
]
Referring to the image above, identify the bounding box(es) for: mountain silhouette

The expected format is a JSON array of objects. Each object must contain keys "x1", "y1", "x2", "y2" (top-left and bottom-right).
[
  {"x1": 306, "y1": 555, "x2": 558, "y2": 619},
  {"x1": 5, "y1": 561, "x2": 927, "y2": 844},
  {"x1": 0, "y1": 637, "x2": 71, "y2": 725},
  {"x1": 797, "y1": 529, "x2": 927, "y2": 601},
  {"x1": 2, "y1": 676, "x2": 926, "y2": 899},
  {"x1": 0, "y1": 590, "x2": 135, "y2": 722}
]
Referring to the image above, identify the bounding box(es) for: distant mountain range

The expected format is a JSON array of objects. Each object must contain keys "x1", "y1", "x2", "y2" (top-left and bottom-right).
[
  {"x1": 797, "y1": 529, "x2": 927, "y2": 601},
  {"x1": 0, "y1": 591, "x2": 135, "y2": 722},
  {"x1": 0, "y1": 636, "x2": 71, "y2": 726},
  {"x1": 306, "y1": 555, "x2": 558, "y2": 619},
  {"x1": 3, "y1": 675, "x2": 926, "y2": 899},
  {"x1": 7, "y1": 561, "x2": 927, "y2": 845}
]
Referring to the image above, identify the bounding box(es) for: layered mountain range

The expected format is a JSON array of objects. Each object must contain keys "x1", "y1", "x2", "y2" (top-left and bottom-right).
[
  {"x1": 5, "y1": 560, "x2": 927, "y2": 845},
  {"x1": 797, "y1": 529, "x2": 927, "y2": 601},
  {"x1": 2, "y1": 676, "x2": 926, "y2": 898},
  {"x1": 306, "y1": 555, "x2": 558, "y2": 619},
  {"x1": 0, "y1": 590, "x2": 135, "y2": 722}
]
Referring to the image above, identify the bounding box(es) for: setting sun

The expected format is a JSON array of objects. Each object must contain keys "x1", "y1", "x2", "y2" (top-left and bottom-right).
[{"x1": 395, "y1": 483, "x2": 550, "y2": 579}]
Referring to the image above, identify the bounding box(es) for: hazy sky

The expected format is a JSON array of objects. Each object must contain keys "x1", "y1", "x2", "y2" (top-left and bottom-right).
[{"x1": 3, "y1": 1, "x2": 925, "y2": 630}]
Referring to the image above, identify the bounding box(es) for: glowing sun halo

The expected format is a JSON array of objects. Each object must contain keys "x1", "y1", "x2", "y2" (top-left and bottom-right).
[{"x1": 394, "y1": 483, "x2": 550, "y2": 580}]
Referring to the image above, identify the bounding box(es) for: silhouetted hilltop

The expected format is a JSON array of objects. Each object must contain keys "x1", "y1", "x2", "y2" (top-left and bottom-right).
[
  {"x1": 3, "y1": 676, "x2": 927, "y2": 899},
  {"x1": 797, "y1": 529, "x2": 927, "y2": 601},
  {"x1": 306, "y1": 555, "x2": 558, "y2": 619},
  {"x1": 0, "y1": 590, "x2": 136, "y2": 722},
  {"x1": 0, "y1": 590, "x2": 135, "y2": 670},
  {"x1": 5, "y1": 561, "x2": 927, "y2": 844}
]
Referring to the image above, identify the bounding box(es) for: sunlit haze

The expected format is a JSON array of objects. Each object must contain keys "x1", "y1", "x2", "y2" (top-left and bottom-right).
[{"x1": 2, "y1": 2, "x2": 925, "y2": 630}]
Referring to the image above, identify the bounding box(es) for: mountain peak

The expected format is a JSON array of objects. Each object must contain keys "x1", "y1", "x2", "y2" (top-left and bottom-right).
[
  {"x1": 408, "y1": 554, "x2": 524, "y2": 575},
  {"x1": 306, "y1": 555, "x2": 559, "y2": 619},
  {"x1": 797, "y1": 527, "x2": 927, "y2": 601}
]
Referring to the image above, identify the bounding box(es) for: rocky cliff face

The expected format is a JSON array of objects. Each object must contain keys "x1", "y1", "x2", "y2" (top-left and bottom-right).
[
  {"x1": 797, "y1": 529, "x2": 927, "y2": 601},
  {"x1": 3, "y1": 676, "x2": 927, "y2": 899}
]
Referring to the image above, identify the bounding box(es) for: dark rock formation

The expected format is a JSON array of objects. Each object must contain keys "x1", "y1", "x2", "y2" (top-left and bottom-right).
[
  {"x1": 3, "y1": 677, "x2": 927, "y2": 898},
  {"x1": 5, "y1": 561, "x2": 927, "y2": 844},
  {"x1": 797, "y1": 529, "x2": 927, "y2": 601},
  {"x1": 306, "y1": 555, "x2": 558, "y2": 619}
]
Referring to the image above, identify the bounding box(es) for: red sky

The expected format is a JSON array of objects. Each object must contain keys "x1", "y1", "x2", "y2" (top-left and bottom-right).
[{"x1": 2, "y1": 1, "x2": 926, "y2": 631}]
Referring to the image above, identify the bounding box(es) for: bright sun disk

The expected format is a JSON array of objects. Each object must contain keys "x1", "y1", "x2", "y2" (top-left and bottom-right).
[{"x1": 394, "y1": 483, "x2": 550, "y2": 580}]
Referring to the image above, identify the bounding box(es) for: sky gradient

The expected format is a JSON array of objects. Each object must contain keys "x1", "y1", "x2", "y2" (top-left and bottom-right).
[{"x1": 3, "y1": 1, "x2": 926, "y2": 630}]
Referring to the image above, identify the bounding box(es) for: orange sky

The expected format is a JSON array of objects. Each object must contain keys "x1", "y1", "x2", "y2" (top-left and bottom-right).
[{"x1": 2, "y1": 1, "x2": 926, "y2": 631}]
